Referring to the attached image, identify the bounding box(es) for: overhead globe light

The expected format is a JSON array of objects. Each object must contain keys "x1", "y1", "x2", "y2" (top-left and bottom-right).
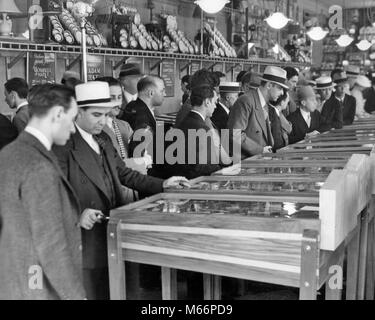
[
  {"x1": 265, "y1": 12, "x2": 291, "y2": 30},
  {"x1": 356, "y1": 39, "x2": 373, "y2": 51},
  {"x1": 307, "y1": 27, "x2": 328, "y2": 41},
  {"x1": 195, "y1": 0, "x2": 230, "y2": 14},
  {"x1": 335, "y1": 34, "x2": 354, "y2": 47},
  {"x1": 342, "y1": 60, "x2": 349, "y2": 67}
]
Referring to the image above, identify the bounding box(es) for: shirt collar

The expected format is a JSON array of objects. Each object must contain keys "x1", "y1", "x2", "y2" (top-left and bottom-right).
[
  {"x1": 300, "y1": 108, "x2": 311, "y2": 120},
  {"x1": 257, "y1": 89, "x2": 267, "y2": 109},
  {"x1": 218, "y1": 102, "x2": 230, "y2": 115},
  {"x1": 191, "y1": 110, "x2": 206, "y2": 122},
  {"x1": 269, "y1": 104, "x2": 280, "y2": 117},
  {"x1": 139, "y1": 97, "x2": 155, "y2": 117},
  {"x1": 124, "y1": 90, "x2": 138, "y2": 104},
  {"x1": 335, "y1": 95, "x2": 345, "y2": 103},
  {"x1": 17, "y1": 101, "x2": 28, "y2": 112},
  {"x1": 25, "y1": 126, "x2": 52, "y2": 151}
]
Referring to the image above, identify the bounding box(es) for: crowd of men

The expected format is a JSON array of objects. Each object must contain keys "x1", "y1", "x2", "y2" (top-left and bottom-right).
[{"x1": 0, "y1": 61, "x2": 374, "y2": 300}]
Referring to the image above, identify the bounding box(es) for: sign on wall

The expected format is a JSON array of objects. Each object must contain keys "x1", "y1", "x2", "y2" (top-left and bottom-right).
[
  {"x1": 28, "y1": 52, "x2": 56, "y2": 86},
  {"x1": 161, "y1": 60, "x2": 175, "y2": 97},
  {"x1": 87, "y1": 55, "x2": 105, "y2": 81}
]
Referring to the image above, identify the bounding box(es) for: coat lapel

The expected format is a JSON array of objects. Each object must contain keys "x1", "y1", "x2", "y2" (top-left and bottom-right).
[
  {"x1": 71, "y1": 131, "x2": 111, "y2": 202},
  {"x1": 297, "y1": 109, "x2": 309, "y2": 130},
  {"x1": 252, "y1": 90, "x2": 269, "y2": 140}
]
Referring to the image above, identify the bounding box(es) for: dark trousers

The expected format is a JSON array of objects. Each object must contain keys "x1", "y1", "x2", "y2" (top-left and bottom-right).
[{"x1": 83, "y1": 268, "x2": 110, "y2": 300}]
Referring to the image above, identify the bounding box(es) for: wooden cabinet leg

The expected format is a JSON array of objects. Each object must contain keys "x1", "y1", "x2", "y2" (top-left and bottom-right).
[
  {"x1": 346, "y1": 217, "x2": 361, "y2": 300},
  {"x1": 299, "y1": 230, "x2": 319, "y2": 300},
  {"x1": 358, "y1": 208, "x2": 369, "y2": 300},
  {"x1": 162, "y1": 267, "x2": 178, "y2": 300},
  {"x1": 203, "y1": 274, "x2": 222, "y2": 300}
]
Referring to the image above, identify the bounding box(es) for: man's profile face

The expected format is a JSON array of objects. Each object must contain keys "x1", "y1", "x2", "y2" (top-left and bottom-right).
[
  {"x1": 77, "y1": 106, "x2": 112, "y2": 135},
  {"x1": 269, "y1": 83, "x2": 284, "y2": 101},
  {"x1": 320, "y1": 87, "x2": 333, "y2": 101},
  {"x1": 335, "y1": 83, "x2": 345, "y2": 97},
  {"x1": 4, "y1": 89, "x2": 16, "y2": 109},
  {"x1": 287, "y1": 75, "x2": 299, "y2": 90},
  {"x1": 151, "y1": 79, "x2": 166, "y2": 107},
  {"x1": 224, "y1": 92, "x2": 239, "y2": 108},
  {"x1": 304, "y1": 96, "x2": 318, "y2": 112},
  {"x1": 109, "y1": 85, "x2": 123, "y2": 117},
  {"x1": 54, "y1": 98, "x2": 78, "y2": 146}
]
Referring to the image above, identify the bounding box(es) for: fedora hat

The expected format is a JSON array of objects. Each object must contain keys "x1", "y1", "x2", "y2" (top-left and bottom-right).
[
  {"x1": 260, "y1": 66, "x2": 289, "y2": 89},
  {"x1": 75, "y1": 82, "x2": 118, "y2": 108},
  {"x1": 332, "y1": 71, "x2": 348, "y2": 84},
  {"x1": 346, "y1": 65, "x2": 360, "y2": 77},
  {"x1": 119, "y1": 63, "x2": 143, "y2": 78},
  {"x1": 314, "y1": 76, "x2": 336, "y2": 90},
  {"x1": 219, "y1": 82, "x2": 241, "y2": 93}
]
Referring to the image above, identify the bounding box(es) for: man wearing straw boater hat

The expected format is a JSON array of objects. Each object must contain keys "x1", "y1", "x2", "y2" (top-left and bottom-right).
[
  {"x1": 53, "y1": 81, "x2": 190, "y2": 300},
  {"x1": 212, "y1": 81, "x2": 241, "y2": 131},
  {"x1": 322, "y1": 71, "x2": 356, "y2": 126},
  {"x1": 227, "y1": 66, "x2": 288, "y2": 160}
]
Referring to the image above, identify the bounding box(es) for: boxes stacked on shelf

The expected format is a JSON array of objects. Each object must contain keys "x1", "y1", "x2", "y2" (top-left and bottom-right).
[
  {"x1": 204, "y1": 22, "x2": 237, "y2": 58},
  {"x1": 161, "y1": 15, "x2": 199, "y2": 54},
  {"x1": 49, "y1": 3, "x2": 107, "y2": 47}
]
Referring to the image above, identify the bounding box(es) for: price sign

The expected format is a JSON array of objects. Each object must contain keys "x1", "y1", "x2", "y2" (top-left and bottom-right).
[
  {"x1": 28, "y1": 52, "x2": 56, "y2": 86},
  {"x1": 161, "y1": 60, "x2": 175, "y2": 97},
  {"x1": 87, "y1": 55, "x2": 105, "y2": 81}
]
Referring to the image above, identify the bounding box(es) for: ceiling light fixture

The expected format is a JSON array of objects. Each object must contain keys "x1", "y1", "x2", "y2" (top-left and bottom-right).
[
  {"x1": 335, "y1": 34, "x2": 354, "y2": 47},
  {"x1": 194, "y1": 0, "x2": 230, "y2": 15},
  {"x1": 307, "y1": 26, "x2": 328, "y2": 41},
  {"x1": 265, "y1": 12, "x2": 291, "y2": 30}
]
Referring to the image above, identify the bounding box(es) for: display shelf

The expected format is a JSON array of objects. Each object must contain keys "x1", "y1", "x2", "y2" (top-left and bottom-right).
[{"x1": 0, "y1": 40, "x2": 310, "y2": 68}]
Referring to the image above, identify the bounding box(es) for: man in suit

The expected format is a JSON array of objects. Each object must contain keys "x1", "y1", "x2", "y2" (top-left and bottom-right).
[
  {"x1": 128, "y1": 76, "x2": 173, "y2": 178},
  {"x1": 53, "y1": 81, "x2": 189, "y2": 300},
  {"x1": 4, "y1": 77, "x2": 30, "y2": 133},
  {"x1": 283, "y1": 66, "x2": 299, "y2": 116},
  {"x1": 268, "y1": 90, "x2": 292, "y2": 151},
  {"x1": 173, "y1": 85, "x2": 222, "y2": 179},
  {"x1": 322, "y1": 72, "x2": 356, "y2": 126},
  {"x1": 212, "y1": 82, "x2": 241, "y2": 131},
  {"x1": 175, "y1": 69, "x2": 220, "y2": 128},
  {"x1": 118, "y1": 63, "x2": 144, "y2": 123},
  {"x1": 0, "y1": 113, "x2": 17, "y2": 150},
  {"x1": 0, "y1": 84, "x2": 86, "y2": 300},
  {"x1": 287, "y1": 85, "x2": 330, "y2": 144},
  {"x1": 227, "y1": 66, "x2": 288, "y2": 160}
]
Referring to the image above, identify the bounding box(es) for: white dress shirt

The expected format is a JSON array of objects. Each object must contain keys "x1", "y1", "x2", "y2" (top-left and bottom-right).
[
  {"x1": 25, "y1": 126, "x2": 52, "y2": 151},
  {"x1": 300, "y1": 108, "x2": 311, "y2": 127},
  {"x1": 75, "y1": 124, "x2": 100, "y2": 155},
  {"x1": 124, "y1": 90, "x2": 138, "y2": 104},
  {"x1": 218, "y1": 101, "x2": 230, "y2": 115},
  {"x1": 16, "y1": 101, "x2": 28, "y2": 112}
]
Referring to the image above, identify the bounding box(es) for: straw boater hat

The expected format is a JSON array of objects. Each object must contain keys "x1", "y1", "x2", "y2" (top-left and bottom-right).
[
  {"x1": 355, "y1": 75, "x2": 371, "y2": 88},
  {"x1": 346, "y1": 65, "x2": 360, "y2": 78},
  {"x1": 314, "y1": 76, "x2": 336, "y2": 90},
  {"x1": 259, "y1": 66, "x2": 289, "y2": 89},
  {"x1": 75, "y1": 82, "x2": 118, "y2": 108},
  {"x1": 219, "y1": 82, "x2": 241, "y2": 93}
]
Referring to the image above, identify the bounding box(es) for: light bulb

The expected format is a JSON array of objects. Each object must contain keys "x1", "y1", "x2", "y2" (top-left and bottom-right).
[
  {"x1": 356, "y1": 39, "x2": 373, "y2": 51},
  {"x1": 342, "y1": 60, "x2": 349, "y2": 66},
  {"x1": 195, "y1": 0, "x2": 229, "y2": 14},
  {"x1": 265, "y1": 12, "x2": 291, "y2": 30},
  {"x1": 335, "y1": 34, "x2": 354, "y2": 47},
  {"x1": 307, "y1": 27, "x2": 328, "y2": 41}
]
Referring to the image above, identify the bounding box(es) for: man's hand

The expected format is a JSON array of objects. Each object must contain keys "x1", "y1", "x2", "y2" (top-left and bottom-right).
[
  {"x1": 305, "y1": 131, "x2": 320, "y2": 138},
  {"x1": 80, "y1": 209, "x2": 103, "y2": 230},
  {"x1": 263, "y1": 146, "x2": 273, "y2": 153},
  {"x1": 163, "y1": 177, "x2": 191, "y2": 189}
]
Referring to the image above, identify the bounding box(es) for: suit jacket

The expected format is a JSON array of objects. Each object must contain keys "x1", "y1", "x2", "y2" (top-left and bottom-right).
[
  {"x1": 287, "y1": 108, "x2": 330, "y2": 144},
  {"x1": 268, "y1": 105, "x2": 287, "y2": 151},
  {"x1": 212, "y1": 102, "x2": 229, "y2": 132},
  {"x1": 175, "y1": 97, "x2": 192, "y2": 128},
  {"x1": 119, "y1": 97, "x2": 145, "y2": 130},
  {"x1": 227, "y1": 89, "x2": 274, "y2": 160},
  {"x1": 13, "y1": 104, "x2": 30, "y2": 133},
  {"x1": 53, "y1": 130, "x2": 163, "y2": 269},
  {"x1": 103, "y1": 118, "x2": 133, "y2": 159},
  {"x1": 0, "y1": 114, "x2": 17, "y2": 150},
  {"x1": 0, "y1": 133, "x2": 85, "y2": 300},
  {"x1": 364, "y1": 87, "x2": 375, "y2": 114},
  {"x1": 342, "y1": 94, "x2": 356, "y2": 125},
  {"x1": 173, "y1": 111, "x2": 222, "y2": 179}
]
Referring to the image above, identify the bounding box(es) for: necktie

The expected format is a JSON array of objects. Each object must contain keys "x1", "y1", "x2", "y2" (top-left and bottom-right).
[
  {"x1": 112, "y1": 119, "x2": 128, "y2": 160},
  {"x1": 306, "y1": 114, "x2": 311, "y2": 128},
  {"x1": 93, "y1": 135, "x2": 106, "y2": 153}
]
